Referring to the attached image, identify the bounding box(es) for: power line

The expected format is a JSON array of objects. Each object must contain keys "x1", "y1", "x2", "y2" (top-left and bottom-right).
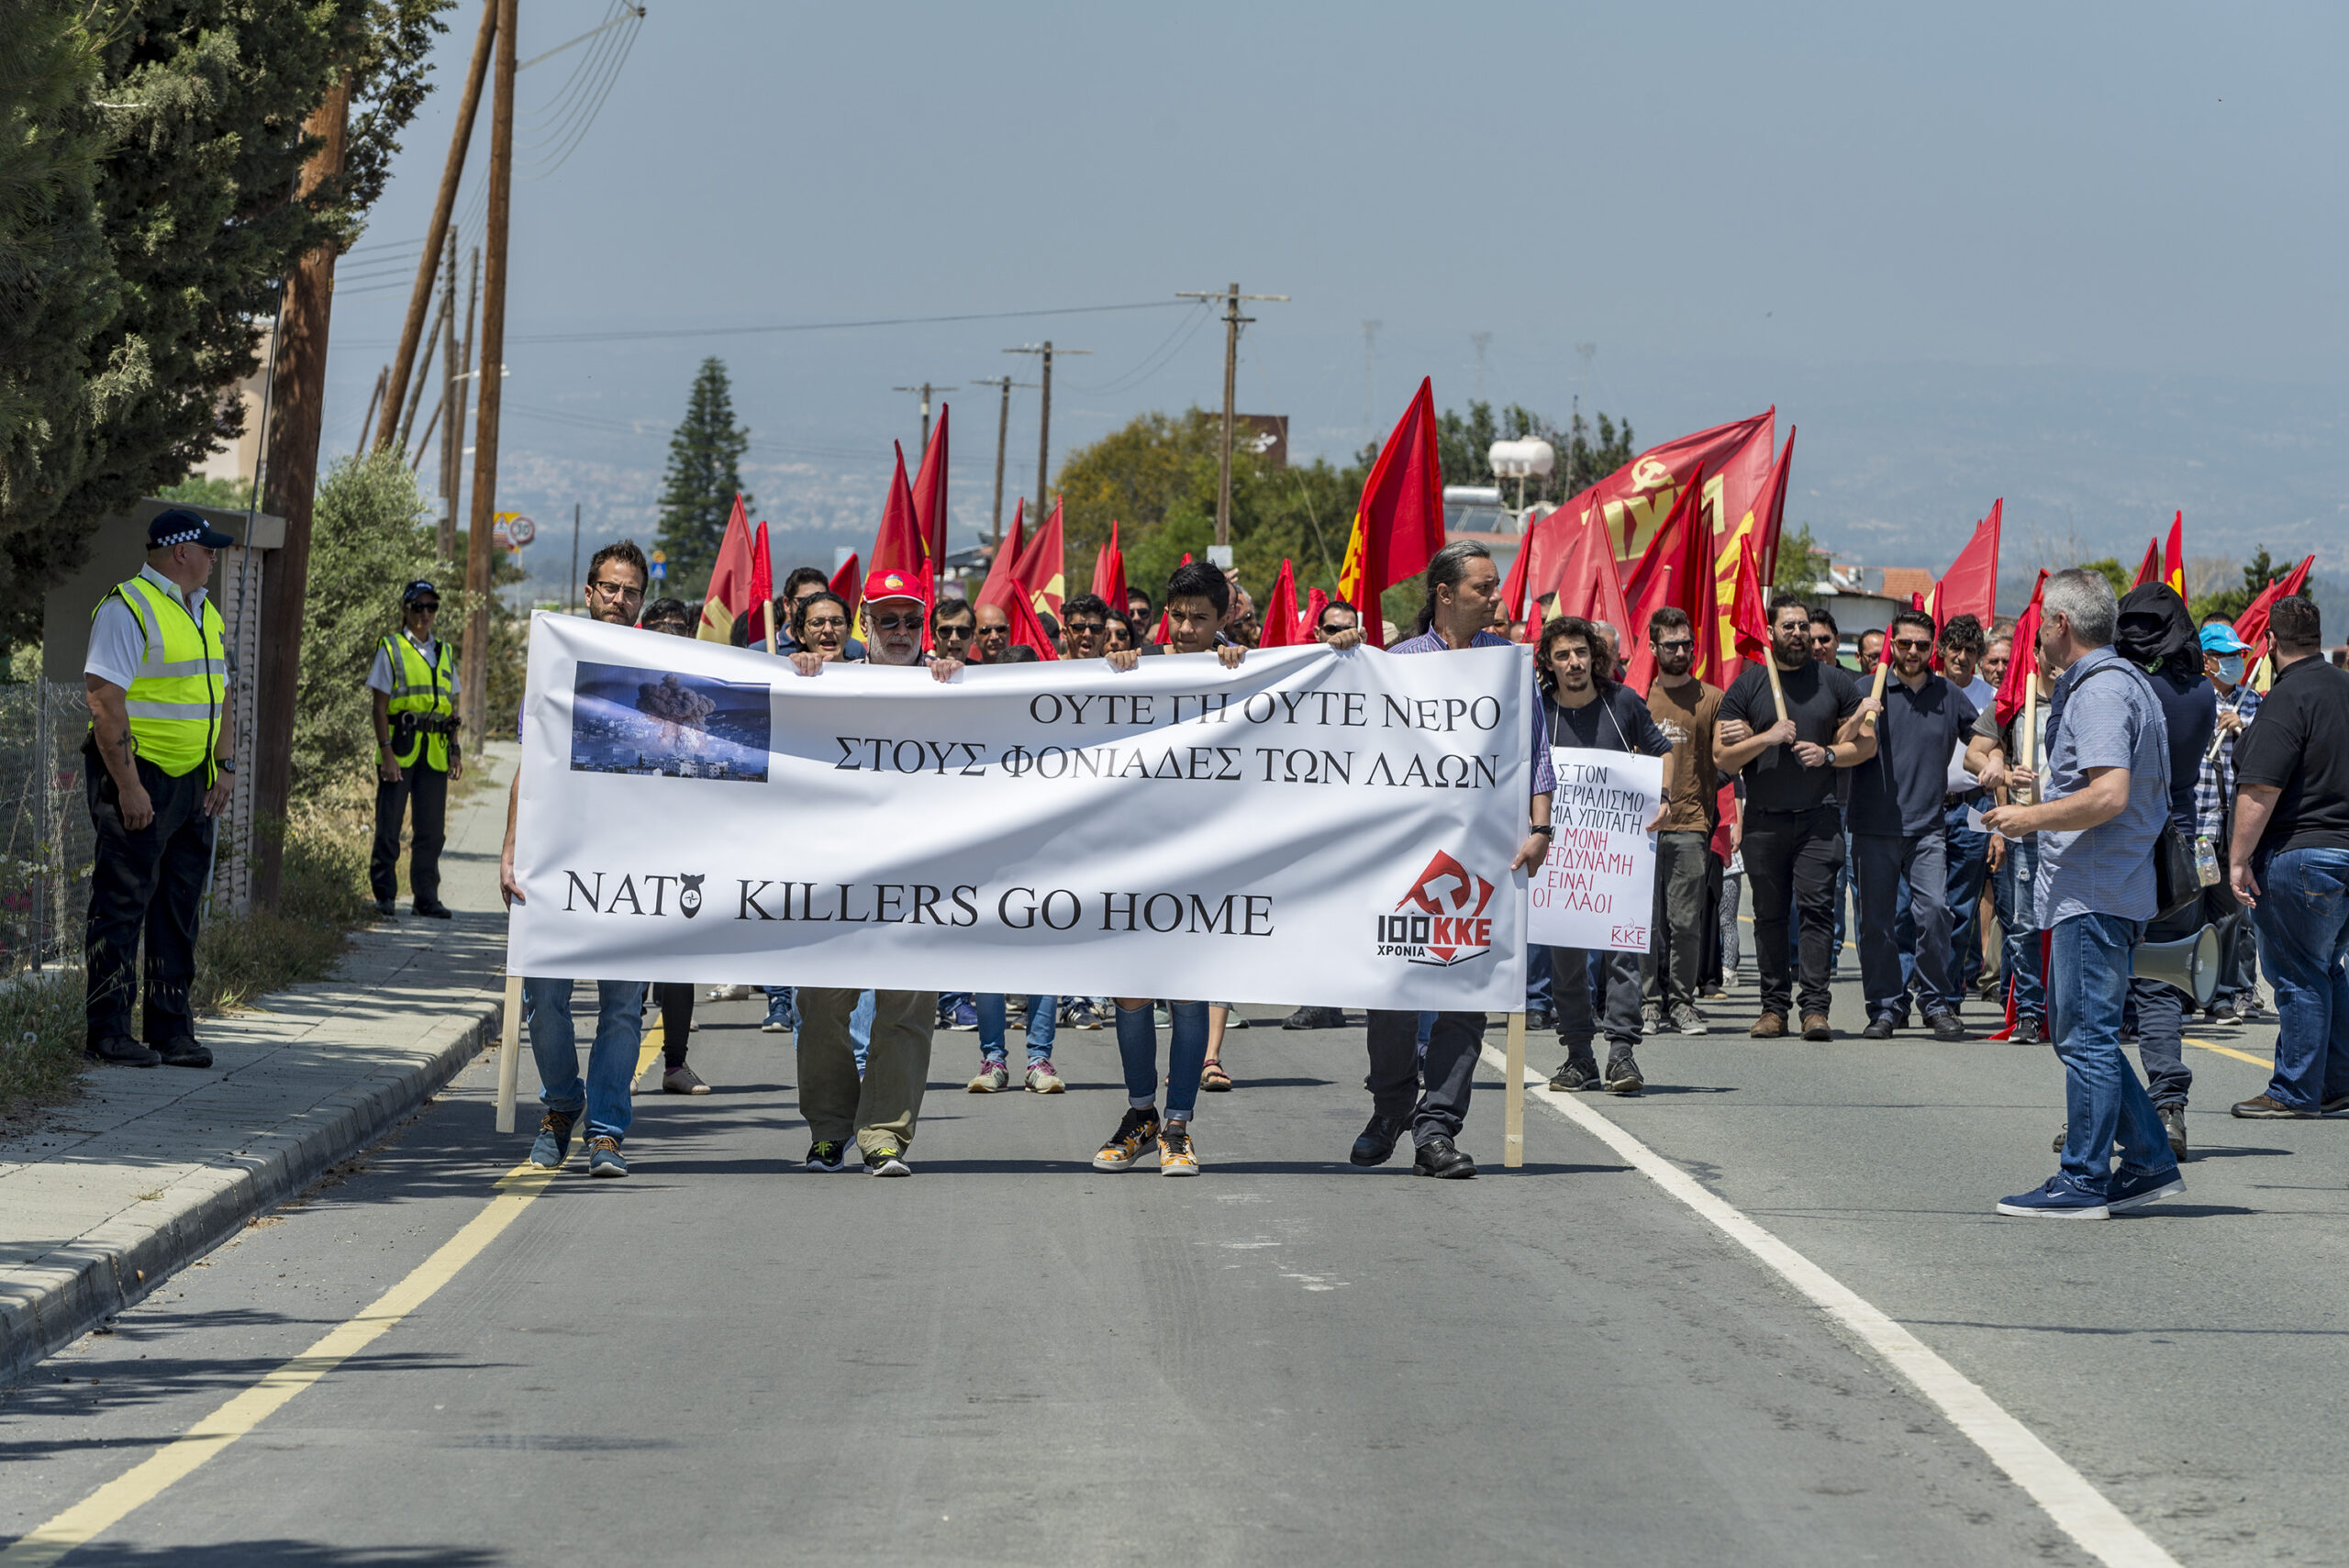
[{"x1": 337, "y1": 296, "x2": 1191, "y2": 350}]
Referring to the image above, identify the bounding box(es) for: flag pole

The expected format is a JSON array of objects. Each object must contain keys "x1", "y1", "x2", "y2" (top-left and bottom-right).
[
  {"x1": 1861, "y1": 654, "x2": 1890, "y2": 736},
  {"x1": 1764, "y1": 652, "x2": 1788, "y2": 728},
  {"x1": 1504, "y1": 1010, "x2": 1526, "y2": 1168}
]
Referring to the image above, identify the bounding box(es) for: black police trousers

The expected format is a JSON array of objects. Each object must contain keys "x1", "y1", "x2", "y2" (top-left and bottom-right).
[
  {"x1": 83, "y1": 750, "x2": 214, "y2": 1050},
  {"x1": 371, "y1": 761, "x2": 449, "y2": 905}
]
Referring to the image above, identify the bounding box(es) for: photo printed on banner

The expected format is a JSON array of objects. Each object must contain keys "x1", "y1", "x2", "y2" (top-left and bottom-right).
[{"x1": 569, "y1": 662, "x2": 772, "y2": 783}]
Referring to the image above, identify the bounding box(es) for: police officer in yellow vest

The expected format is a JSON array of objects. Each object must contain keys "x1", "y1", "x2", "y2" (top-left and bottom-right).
[
  {"x1": 81, "y1": 509, "x2": 237, "y2": 1069},
  {"x1": 367, "y1": 579, "x2": 462, "y2": 918}
]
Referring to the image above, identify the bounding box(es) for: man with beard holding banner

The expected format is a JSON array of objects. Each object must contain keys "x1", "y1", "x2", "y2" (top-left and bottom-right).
[
  {"x1": 784, "y1": 567, "x2": 963, "y2": 1174},
  {"x1": 1334, "y1": 541, "x2": 1555, "y2": 1179},
  {"x1": 1538, "y1": 617, "x2": 1672, "y2": 1094}
]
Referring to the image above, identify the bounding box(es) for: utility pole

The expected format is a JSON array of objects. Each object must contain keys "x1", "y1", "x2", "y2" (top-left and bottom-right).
[
  {"x1": 891, "y1": 382, "x2": 957, "y2": 452},
  {"x1": 967, "y1": 375, "x2": 1031, "y2": 546},
  {"x1": 1470, "y1": 331, "x2": 1492, "y2": 400},
  {"x1": 462, "y1": 0, "x2": 518, "y2": 755},
  {"x1": 570, "y1": 502, "x2": 581, "y2": 612},
  {"x1": 357, "y1": 365, "x2": 388, "y2": 452},
  {"x1": 251, "y1": 72, "x2": 353, "y2": 908},
  {"x1": 1005, "y1": 342, "x2": 1088, "y2": 526},
  {"x1": 1176, "y1": 284, "x2": 1289, "y2": 552},
  {"x1": 443, "y1": 245, "x2": 480, "y2": 562},
  {"x1": 437, "y1": 230, "x2": 460, "y2": 557},
  {"x1": 378, "y1": 0, "x2": 497, "y2": 450},
  {"x1": 395, "y1": 278, "x2": 450, "y2": 450},
  {"x1": 1360, "y1": 319, "x2": 1382, "y2": 438}
]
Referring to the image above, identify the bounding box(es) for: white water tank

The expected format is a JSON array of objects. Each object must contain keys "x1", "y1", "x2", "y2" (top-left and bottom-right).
[{"x1": 1487, "y1": 439, "x2": 1555, "y2": 479}]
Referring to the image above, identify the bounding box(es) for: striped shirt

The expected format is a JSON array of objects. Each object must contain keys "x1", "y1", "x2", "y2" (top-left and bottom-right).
[
  {"x1": 1386, "y1": 628, "x2": 1557, "y2": 798},
  {"x1": 2193, "y1": 683, "x2": 2260, "y2": 843}
]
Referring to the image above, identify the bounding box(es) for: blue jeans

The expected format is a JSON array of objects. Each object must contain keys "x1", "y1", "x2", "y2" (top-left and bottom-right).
[
  {"x1": 977, "y1": 994, "x2": 1059, "y2": 1063},
  {"x1": 1525, "y1": 945, "x2": 1554, "y2": 1014},
  {"x1": 1115, "y1": 1000, "x2": 1209, "y2": 1121},
  {"x1": 1994, "y1": 836, "x2": 2044, "y2": 1023},
  {"x1": 2049, "y1": 914, "x2": 2176, "y2": 1194},
  {"x1": 526, "y1": 977, "x2": 645, "y2": 1143},
  {"x1": 2249, "y1": 847, "x2": 2349, "y2": 1111},
  {"x1": 1945, "y1": 804, "x2": 1990, "y2": 997},
  {"x1": 1856, "y1": 829, "x2": 1952, "y2": 1022}
]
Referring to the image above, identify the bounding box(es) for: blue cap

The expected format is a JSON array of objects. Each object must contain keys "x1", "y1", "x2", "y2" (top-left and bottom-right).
[
  {"x1": 147, "y1": 507, "x2": 235, "y2": 550},
  {"x1": 2199, "y1": 623, "x2": 2250, "y2": 654}
]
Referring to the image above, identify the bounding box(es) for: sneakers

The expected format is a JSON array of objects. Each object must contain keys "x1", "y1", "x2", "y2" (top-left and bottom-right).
[
  {"x1": 1667, "y1": 1003, "x2": 1706, "y2": 1035},
  {"x1": 529, "y1": 1110, "x2": 575, "y2": 1168},
  {"x1": 373, "y1": 897, "x2": 396, "y2": 917},
  {"x1": 1282, "y1": 1006, "x2": 1343, "y2": 1029},
  {"x1": 805, "y1": 1139, "x2": 849, "y2": 1172},
  {"x1": 967, "y1": 1058, "x2": 1011, "y2": 1094},
  {"x1": 1548, "y1": 1056, "x2": 1601, "y2": 1092},
  {"x1": 153, "y1": 1036, "x2": 211, "y2": 1068},
  {"x1": 587, "y1": 1136, "x2": 628, "y2": 1177},
  {"x1": 1160, "y1": 1123, "x2": 1199, "y2": 1176},
  {"x1": 2013, "y1": 1015, "x2": 2045, "y2": 1045},
  {"x1": 1926, "y1": 1011, "x2": 1969, "y2": 1042},
  {"x1": 760, "y1": 1001, "x2": 794, "y2": 1034},
  {"x1": 2231, "y1": 1094, "x2": 2314, "y2": 1119},
  {"x1": 1603, "y1": 1055, "x2": 1644, "y2": 1095},
  {"x1": 1524, "y1": 1007, "x2": 1554, "y2": 1032},
  {"x1": 948, "y1": 999, "x2": 979, "y2": 1031},
  {"x1": 2160, "y1": 1104, "x2": 2188, "y2": 1160},
  {"x1": 661, "y1": 1065, "x2": 712, "y2": 1095},
  {"x1": 2106, "y1": 1164, "x2": 2186, "y2": 1213},
  {"x1": 707, "y1": 983, "x2": 753, "y2": 1001},
  {"x1": 1800, "y1": 1013, "x2": 1832, "y2": 1041},
  {"x1": 2204, "y1": 998, "x2": 2241, "y2": 1024},
  {"x1": 1641, "y1": 1004, "x2": 1666, "y2": 1036},
  {"x1": 1063, "y1": 1000, "x2": 1106, "y2": 1029},
  {"x1": 1024, "y1": 1059, "x2": 1065, "y2": 1094},
  {"x1": 83, "y1": 1035, "x2": 160, "y2": 1068},
  {"x1": 865, "y1": 1144, "x2": 912, "y2": 1176},
  {"x1": 1861, "y1": 1016, "x2": 1897, "y2": 1040},
  {"x1": 1092, "y1": 1106, "x2": 1161, "y2": 1170},
  {"x1": 1996, "y1": 1174, "x2": 2110, "y2": 1219},
  {"x1": 1749, "y1": 1012, "x2": 1787, "y2": 1039}
]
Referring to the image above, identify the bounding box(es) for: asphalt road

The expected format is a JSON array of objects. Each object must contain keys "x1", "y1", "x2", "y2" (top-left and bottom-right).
[{"x1": 1, "y1": 967, "x2": 2336, "y2": 1567}]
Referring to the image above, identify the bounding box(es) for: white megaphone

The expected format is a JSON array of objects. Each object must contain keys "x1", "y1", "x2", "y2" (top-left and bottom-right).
[{"x1": 2133, "y1": 924, "x2": 2220, "y2": 1009}]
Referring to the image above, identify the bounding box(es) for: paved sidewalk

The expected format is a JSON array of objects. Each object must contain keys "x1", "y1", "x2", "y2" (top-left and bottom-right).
[{"x1": 0, "y1": 743, "x2": 520, "y2": 1385}]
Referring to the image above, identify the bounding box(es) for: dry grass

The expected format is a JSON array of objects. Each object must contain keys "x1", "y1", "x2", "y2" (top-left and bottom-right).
[
  {"x1": 192, "y1": 772, "x2": 379, "y2": 1016},
  {"x1": 0, "y1": 968, "x2": 89, "y2": 1119}
]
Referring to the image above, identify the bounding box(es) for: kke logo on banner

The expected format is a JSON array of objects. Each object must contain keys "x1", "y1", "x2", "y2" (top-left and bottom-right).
[{"x1": 1374, "y1": 851, "x2": 1496, "y2": 968}]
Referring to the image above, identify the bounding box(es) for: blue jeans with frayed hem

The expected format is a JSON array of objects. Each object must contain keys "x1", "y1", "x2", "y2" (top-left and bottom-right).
[
  {"x1": 2049, "y1": 914, "x2": 2175, "y2": 1195},
  {"x1": 1115, "y1": 1000, "x2": 1208, "y2": 1121}
]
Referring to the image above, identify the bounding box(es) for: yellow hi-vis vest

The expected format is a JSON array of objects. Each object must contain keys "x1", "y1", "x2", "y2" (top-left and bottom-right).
[
  {"x1": 94, "y1": 574, "x2": 227, "y2": 784},
  {"x1": 382, "y1": 632, "x2": 456, "y2": 771}
]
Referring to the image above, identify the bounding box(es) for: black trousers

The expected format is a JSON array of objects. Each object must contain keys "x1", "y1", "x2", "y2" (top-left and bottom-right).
[
  {"x1": 1742, "y1": 805, "x2": 1844, "y2": 1019},
  {"x1": 1642, "y1": 830, "x2": 1712, "y2": 1012},
  {"x1": 1556, "y1": 946, "x2": 1643, "y2": 1058},
  {"x1": 370, "y1": 762, "x2": 450, "y2": 904},
  {"x1": 84, "y1": 751, "x2": 214, "y2": 1049},
  {"x1": 653, "y1": 980, "x2": 696, "y2": 1070},
  {"x1": 1365, "y1": 1009, "x2": 1486, "y2": 1142}
]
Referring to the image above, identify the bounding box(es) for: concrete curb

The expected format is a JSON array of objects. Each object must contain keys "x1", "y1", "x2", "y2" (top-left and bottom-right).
[{"x1": 0, "y1": 988, "x2": 504, "y2": 1389}]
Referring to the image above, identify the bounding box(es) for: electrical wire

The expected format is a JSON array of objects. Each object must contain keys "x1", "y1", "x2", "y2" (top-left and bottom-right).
[
  {"x1": 336, "y1": 296, "x2": 1190, "y2": 350},
  {"x1": 1064, "y1": 299, "x2": 1216, "y2": 396},
  {"x1": 517, "y1": 8, "x2": 639, "y2": 173}
]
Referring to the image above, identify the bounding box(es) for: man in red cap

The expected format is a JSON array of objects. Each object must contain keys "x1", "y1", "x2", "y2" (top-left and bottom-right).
[{"x1": 785, "y1": 567, "x2": 959, "y2": 1174}]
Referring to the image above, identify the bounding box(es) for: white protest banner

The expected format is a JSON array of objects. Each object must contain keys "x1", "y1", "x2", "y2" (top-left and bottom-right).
[
  {"x1": 506, "y1": 614, "x2": 1535, "y2": 1010},
  {"x1": 1526, "y1": 747, "x2": 1662, "y2": 953}
]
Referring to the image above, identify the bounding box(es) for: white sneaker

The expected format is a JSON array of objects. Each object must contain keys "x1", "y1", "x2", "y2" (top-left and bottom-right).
[{"x1": 707, "y1": 983, "x2": 753, "y2": 1001}]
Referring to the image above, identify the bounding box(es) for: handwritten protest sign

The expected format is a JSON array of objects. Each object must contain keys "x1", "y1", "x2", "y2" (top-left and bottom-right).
[{"x1": 1527, "y1": 747, "x2": 1663, "y2": 953}]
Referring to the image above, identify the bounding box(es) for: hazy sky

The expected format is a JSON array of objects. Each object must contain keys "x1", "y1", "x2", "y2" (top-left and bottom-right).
[{"x1": 321, "y1": 1, "x2": 2349, "y2": 590}]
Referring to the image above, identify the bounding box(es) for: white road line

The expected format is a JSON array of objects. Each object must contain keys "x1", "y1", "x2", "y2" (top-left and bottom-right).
[{"x1": 1488, "y1": 1045, "x2": 2180, "y2": 1568}]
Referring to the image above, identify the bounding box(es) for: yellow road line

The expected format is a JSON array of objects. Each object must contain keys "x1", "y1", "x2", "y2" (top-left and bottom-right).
[
  {"x1": 2185, "y1": 1036, "x2": 2272, "y2": 1070},
  {"x1": 2, "y1": 1162, "x2": 556, "y2": 1566}
]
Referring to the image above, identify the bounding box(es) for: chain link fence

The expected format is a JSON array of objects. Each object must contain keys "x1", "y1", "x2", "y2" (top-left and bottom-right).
[{"x1": 0, "y1": 680, "x2": 96, "y2": 978}]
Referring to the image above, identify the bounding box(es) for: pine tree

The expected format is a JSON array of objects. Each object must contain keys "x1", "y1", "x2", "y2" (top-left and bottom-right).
[{"x1": 655, "y1": 357, "x2": 751, "y2": 596}]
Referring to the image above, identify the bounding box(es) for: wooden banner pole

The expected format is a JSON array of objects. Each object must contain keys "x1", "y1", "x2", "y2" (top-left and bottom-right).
[
  {"x1": 495, "y1": 973, "x2": 523, "y2": 1132},
  {"x1": 1504, "y1": 1010, "x2": 1526, "y2": 1168},
  {"x1": 1860, "y1": 651, "x2": 1891, "y2": 736}
]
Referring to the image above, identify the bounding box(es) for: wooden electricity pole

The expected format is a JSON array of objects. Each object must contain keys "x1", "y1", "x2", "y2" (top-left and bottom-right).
[
  {"x1": 250, "y1": 74, "x2": 353, "y2": 907},
  {"x1": 1005, "y1": 341, "x2": 1087, "y2": 526},
  {"x1": 443, "y1": 244, "x2": 479, "y2": 562},
  {"x1": 376, "y1": 0, "x2": 497, "y2": 450},
  {"x1": 968, "y1": 375, "x2": 1030, "y2": 546},
  {"x1": 461, "y1": 0, "x2": 518, "y2": 754},
  {"x1": 1177, "y1": 284, "x2": 1288, "y2": 551},
  {"x1": 892, "y1": 382, "x2": 956, "y2": 453},
  {"x1": 436, "y1": 230, "x2": 461, "y2": 558}
]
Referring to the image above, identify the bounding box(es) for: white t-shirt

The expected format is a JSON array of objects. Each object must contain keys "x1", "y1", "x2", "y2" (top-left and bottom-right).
[
  {"x1": 83, "y1": 565, "x2": 219, "y2": 691},
  {"x1": 365, "y1": 631, "x2": 461, "y2": 698}
]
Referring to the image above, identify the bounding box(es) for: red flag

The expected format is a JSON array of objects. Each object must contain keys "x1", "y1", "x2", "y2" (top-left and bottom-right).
[
  {"x1": 696, "y1": 494, "x2": 758, "y2": 642},
  {"x1": 1013, "y1": 495, "x2": 1066, "y2": 618},
  {"x1": 1548, "y1": 508, "x2": 1631, "y2": 651},
  {"x1": 829, "y1": 551, "x2": 861, "y2": 630},
  {"x1": 1709, "y1": 427, "x2": 1795, "y2": 689},
  {"x1": 1994, "y1": 571, "x2": 2048, "y2": 728},
  {"x1": 1517, "y1": 410, "x2": 1776, "y2": 617},
  {"x1": 1336, "y1": 378, "x2": 1447, "y2": 649},
  {"x1": 1730, "y1": 531, "x2": 1772, "y2": 662},
  {"x1": 910, "y1": 406, "x2": 951, "y2": 577},
  {"x1": 1302, "y1": 586, "x2": 1330, "y2": 639},
  {"x1": 873, "y1": 443, "x2": 927, "y2": 581},
  {"x1": 1623, "y1": 466, "x2": 1710, "y2": 695},
  {"x1": 1152, "y1": 551, "x2": 1193, "y2": 645},
  {"x1": 1933, "y1": 500, "x2": 2001, "y2": 627},
  {"x1": 749, "y1": 520, "x2": 775, "y2": 648},
  {"x1": 1497, "y1": 516, "x2": 1537, "y2": 625},
  {"x1": 1257, "y1": 559, "x2": 1303, "y2": 648},
  {"x1": 2131, "y1": 537, "x2": 2162, "y2": 589},
  {"x1": 2232, "y1": 553, "x2": 2315, "y2": 651},
  {"x1": 1003, "y1": 574, "x2": 1060, "y2": 660},
  {"x1": 974, "y1": 510, "x2": 1026, "y2": 612},
  {"x1": 2163, "y1": 511, "x2": 2186, "y2": 598},
  {"x1": 1091, "y1": 518, "x2": 1128, "y2": 613}
]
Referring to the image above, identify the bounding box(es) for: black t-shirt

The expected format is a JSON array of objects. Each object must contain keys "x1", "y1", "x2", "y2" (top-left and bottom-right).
[
  {"x1": 2143, "y1": 659, "x2": 2216, "y2": 837},
  {"x1": 2234, "y1": 654, "x2": 2349, "y2": 857},
  {"x1": 1542, "y1": 685, "x2": 1672, "y2": 758},
  {"x1": 1719, "y1": 658, "x2": 1861, "y2": 816},
  {"x1": 1847, "y1": 673, "x2": 1977, "y2": 837}
]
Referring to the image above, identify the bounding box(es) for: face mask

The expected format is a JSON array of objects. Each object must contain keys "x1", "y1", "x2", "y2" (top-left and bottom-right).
[{"x1": 2217, "y1": 655, "x2": 2244, "y2": 683}]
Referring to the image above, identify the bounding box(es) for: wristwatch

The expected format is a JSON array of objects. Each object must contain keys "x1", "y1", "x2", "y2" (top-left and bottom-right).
[
  {"x1": 1530, "y1": 823, "x2": 1555, "y2": 838},
  {"x1": 216, "y1": 758, "x2": 237, "y2": 774}
]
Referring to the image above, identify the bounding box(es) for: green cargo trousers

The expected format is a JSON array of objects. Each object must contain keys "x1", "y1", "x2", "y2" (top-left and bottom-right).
[{"x1": 796, "y1": 987, "x2": 937, "y2": 1156}]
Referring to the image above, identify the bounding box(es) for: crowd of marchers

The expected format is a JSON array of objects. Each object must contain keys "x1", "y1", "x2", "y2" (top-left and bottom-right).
[{"x1": 88, "y1": 506, "x2": 2343, "y2": 1221}]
